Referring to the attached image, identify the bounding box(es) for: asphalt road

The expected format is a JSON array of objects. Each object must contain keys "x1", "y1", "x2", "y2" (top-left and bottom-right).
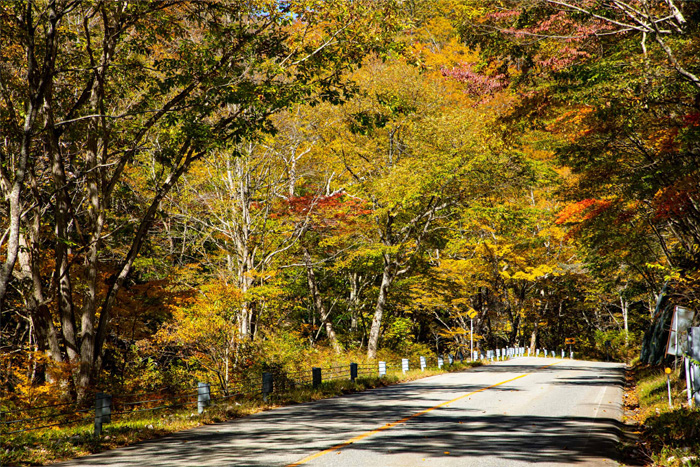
[{"x1": 58, "y1": 357, "x2": 625, "y2": 467}]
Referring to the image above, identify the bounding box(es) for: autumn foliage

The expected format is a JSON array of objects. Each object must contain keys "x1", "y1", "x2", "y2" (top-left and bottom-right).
[{"x1": 2, "y1": 0, "x2": 700, "y2": 425}]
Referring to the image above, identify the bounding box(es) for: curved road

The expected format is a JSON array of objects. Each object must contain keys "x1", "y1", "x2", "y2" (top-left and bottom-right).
[{"x1": 59, "y1": 358, "x2": 625, "y2": 467}]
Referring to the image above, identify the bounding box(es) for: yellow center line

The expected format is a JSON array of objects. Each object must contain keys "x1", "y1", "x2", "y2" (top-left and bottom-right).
[{"x1": 287, "y1": 360, "x2": 562, "y2": 466}]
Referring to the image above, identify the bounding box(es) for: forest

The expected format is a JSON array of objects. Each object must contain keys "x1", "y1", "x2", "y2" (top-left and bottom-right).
[{"x1": 1, "y1": 0, "x2": 699, "y2": 406}]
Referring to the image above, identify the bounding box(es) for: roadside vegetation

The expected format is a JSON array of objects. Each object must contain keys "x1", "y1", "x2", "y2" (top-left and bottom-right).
[{"x1": 625, "y1": 364, "x2": 700, "y2": 466}]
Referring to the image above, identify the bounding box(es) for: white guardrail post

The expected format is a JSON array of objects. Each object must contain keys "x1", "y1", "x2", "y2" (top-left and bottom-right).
[{"x1": 198, "y1": 382, "x2": 211, "y2": 414}]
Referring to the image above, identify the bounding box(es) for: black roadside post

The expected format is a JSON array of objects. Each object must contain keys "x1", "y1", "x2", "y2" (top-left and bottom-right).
[
  {"x1": 94, "y1": 392, "x2": 112, "y2": 436},
  {"x1": 262, "y1": 372, "x2": 273, "y2": 402},
  {"x1": 350, "y1": 363, "x2": 358, "y2": 382},
  {"x1": 312, "y1": 367, "x2": 322, "y2": 388}
]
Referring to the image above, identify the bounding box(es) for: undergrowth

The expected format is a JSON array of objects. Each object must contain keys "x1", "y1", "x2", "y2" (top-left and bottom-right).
[{"x1": 626, "y1": 364, "x2": 700, "y2": 467}]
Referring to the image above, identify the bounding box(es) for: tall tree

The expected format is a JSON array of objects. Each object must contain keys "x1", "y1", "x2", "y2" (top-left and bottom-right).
[{"x1": 0, "y1": 0, "x2": 400, "y2": 397}]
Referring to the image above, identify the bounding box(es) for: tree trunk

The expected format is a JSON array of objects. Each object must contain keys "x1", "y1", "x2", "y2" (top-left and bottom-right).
[
  {"x1": 367, "y1": 255, "x2": 395, "y2": 359},
  {"x1": 75, "y1": 65, "x2": 107, "y2": 399},
  {"x1": 621, "y1": 295, "x2": 629, "y2": 346},
  {"x1": 40, "y1": 74, "x2": 80, "y2": 364},
  {"x1": 303, "y1": 248, "x2": 341, "y2": 353},
  {"x1": 233, "y1": 155, "x2": 256, "y2": 339},
  {"x1": 0, "y1": 3, "x2": 59, "y2": 312},
  {"x1": 530, "y1": 321, "x2": 538, "y2": 353},
  {"x1": 50, "y1": 130, "x2": 79, "y2": 362},
  {"x1": 239, "y1": 273, "x2": 254, "y2": 338},
  {"x1": 349, "y1": 272, "x2": 359, "y2": 332},
  {"x1": 17, "y1": 211, "x2": 63, "y2": 364},
  {"x1": 506, "y1": 300, "x2": 521, "y2": 346}
]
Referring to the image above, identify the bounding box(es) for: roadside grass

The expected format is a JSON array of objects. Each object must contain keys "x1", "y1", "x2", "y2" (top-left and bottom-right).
[
  {"x1": 625, "y1": 364, "x2": 700, "y2": 467},
  {"x1": 1, "y1": 361, "x2": 481, "y2": 466}
]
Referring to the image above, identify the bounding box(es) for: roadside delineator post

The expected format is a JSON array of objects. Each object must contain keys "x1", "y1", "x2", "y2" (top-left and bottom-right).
[
  {"x1": 420, "y1": 356, "x2": 426, "y2": 371},
  {"x1": 401, "y1": 358, "x2": 409, "y2": 374},
  {"x1": 685, "y1": 356, "x2": 693, "y2": 407},
  {"x1": 350, "y1": 363, "x2": 358, "y2": 382},
  {"x1": 379, "y1": 361, "x2": 387, "y2": 377}
]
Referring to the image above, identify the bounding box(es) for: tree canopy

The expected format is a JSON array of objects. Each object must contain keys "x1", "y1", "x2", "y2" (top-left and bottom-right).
[{"x1": 1, "y1": 0, "x2": 699, "y2": 402}]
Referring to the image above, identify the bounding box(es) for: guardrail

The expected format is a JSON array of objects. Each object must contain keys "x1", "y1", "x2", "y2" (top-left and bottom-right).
[{"x1": 1, "y1": 346, "x2": 571, "y2": 437}]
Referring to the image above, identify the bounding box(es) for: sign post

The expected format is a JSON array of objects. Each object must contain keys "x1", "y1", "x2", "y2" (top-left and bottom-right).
[
  {"x1": 565, "y1": 338, "x2": 575, "y2": 359},
  {"x1": 467, "y1": 308, "x2": 477, "y2": 362}
]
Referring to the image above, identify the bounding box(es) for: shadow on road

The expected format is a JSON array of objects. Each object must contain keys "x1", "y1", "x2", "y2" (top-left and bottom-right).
[{"x1": 62, "y1": 360, "x2": 625, "y2": 467}]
